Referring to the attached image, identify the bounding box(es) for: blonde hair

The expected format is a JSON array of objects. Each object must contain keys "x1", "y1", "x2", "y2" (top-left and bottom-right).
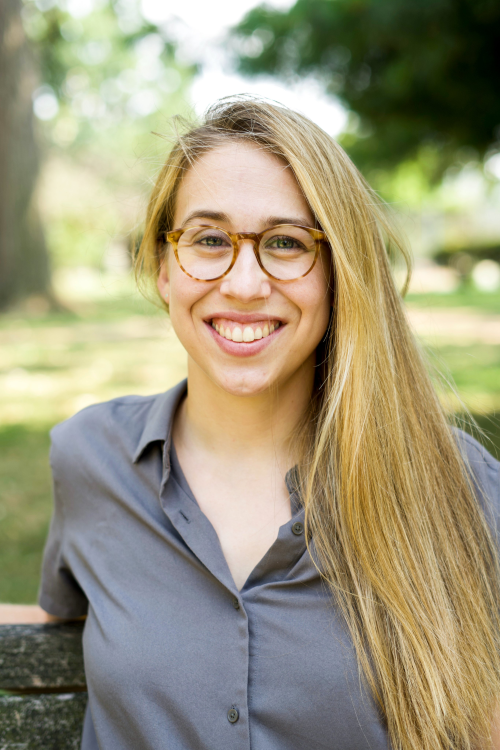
[{"x1": 135, "y1": 96, "x2": 500, "y2": 749}]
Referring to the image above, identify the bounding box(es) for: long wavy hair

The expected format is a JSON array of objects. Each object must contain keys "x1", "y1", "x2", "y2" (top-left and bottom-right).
[{"x1": 135, "y1": 96, "x2": 500, "y2": 749}]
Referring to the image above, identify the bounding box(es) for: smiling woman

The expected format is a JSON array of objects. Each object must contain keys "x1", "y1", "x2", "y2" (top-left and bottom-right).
[
  {"x1": 15, "y1": 98, "x2": 500, "y2": 749},
  {"x1": 155, "y1": 140, "x2": 332, "y2": 405}
]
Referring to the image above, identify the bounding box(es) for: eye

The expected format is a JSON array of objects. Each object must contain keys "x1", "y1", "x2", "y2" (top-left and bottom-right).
[
  {"x1": 200, "y1": 235, "x2": 225, "y2": 247},
  {"x1": 276, "y1": 237, "x2": 297, "y2": 249},
  {"x1": 265, "y1": 235, "x2": 306, "y2": 252},
  {"x1": 189, "y1": 228, "x2": 232, "y2": 250}
]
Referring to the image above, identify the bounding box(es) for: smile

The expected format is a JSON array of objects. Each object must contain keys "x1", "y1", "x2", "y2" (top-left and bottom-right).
[{"x1": 211, "y1": 318, "x2": 281, "y2": 343}]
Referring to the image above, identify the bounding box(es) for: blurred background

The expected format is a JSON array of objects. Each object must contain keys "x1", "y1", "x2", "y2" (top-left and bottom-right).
[{"x1": 1, "y1": 0, "x2": 500, "y2": 603}]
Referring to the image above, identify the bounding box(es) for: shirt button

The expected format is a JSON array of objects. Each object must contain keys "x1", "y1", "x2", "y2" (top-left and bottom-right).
[
  {"x1": 232, "y1": 598, "x2": 240, "y2": 610},
  {"x1": 292, "y1": 521, "x2": 304, "y2": 536},
  {"x1": 227, "y1": 708, "x2": 239, "y2": 723}
]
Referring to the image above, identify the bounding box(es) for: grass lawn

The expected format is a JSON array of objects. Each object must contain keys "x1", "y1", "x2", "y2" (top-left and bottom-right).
[
  {"x1": 406, "y1": 287, "x2": 500, "y2": 315},
  {"x1": 0, "y1": 284, "x2": 499, "y2": 603}
]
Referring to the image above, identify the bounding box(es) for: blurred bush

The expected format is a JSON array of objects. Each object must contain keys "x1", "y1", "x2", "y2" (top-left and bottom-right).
[
  {"x1": 434, "y1": 243, "x2": 500, "y2": 266},
  {"x1": 433, "y1": 244, "x2": 500, "y2": 290}
]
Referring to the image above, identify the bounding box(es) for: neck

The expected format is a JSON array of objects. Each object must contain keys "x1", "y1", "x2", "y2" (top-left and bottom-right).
[{"x1": 176, "y1": 356, "x2": 315, "y2": 469}]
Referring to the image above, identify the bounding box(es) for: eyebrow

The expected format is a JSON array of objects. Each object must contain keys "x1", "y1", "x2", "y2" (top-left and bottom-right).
[
  {"x1": 265, "y1": 215, "x2": 313, "y2": 228},
  {"x1": 180, "y1": 211, "x2": 229, "y2": 228},
  {"x1": 180, "y1": 211, "x2": 313, "y2": 229}
]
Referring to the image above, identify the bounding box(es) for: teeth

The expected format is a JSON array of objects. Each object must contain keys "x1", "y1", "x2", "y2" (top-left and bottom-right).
[
  {"x1": 211, "y1": 320, "x2": 280, "y2": 341},
  {"x1": 232, "y1": 327, "x2": 243, "y2": 342},
  {"x1": 243, "y1": 326, "x2": 254, "y2": 342}
]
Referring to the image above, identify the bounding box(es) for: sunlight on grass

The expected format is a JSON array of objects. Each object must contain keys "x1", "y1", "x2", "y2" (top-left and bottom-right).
[
  {"x1": 0, "y1": 316, "x2": 187, "y2": 426},
  {"x1": 0, "y1": 276, "x2": 187, "y2": 427}
]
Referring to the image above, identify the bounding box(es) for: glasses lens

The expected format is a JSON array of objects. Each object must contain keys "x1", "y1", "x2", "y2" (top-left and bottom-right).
[
  {"x1": 176, "y1": 226, "x2": 233, "y2": 280},
  {"x1": 259, "y1": 226, "x2": 317, "y2": 280}
]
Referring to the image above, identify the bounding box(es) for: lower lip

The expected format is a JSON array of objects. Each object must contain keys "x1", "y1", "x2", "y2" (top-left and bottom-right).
[{"x1": 204, "y1": 321, "x2": 285, "y2": 357}]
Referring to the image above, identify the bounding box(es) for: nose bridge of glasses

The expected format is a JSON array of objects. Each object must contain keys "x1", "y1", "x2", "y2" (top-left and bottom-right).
[
  {"x1": 228, "y1": 233, "x2": 267, "y2": 279},
  {"x1": 233, "y1": 231, "x2": 260, "y2": 247},
  {"x1": 232, "y1": 233, "x2": 263, "y2": 267}
]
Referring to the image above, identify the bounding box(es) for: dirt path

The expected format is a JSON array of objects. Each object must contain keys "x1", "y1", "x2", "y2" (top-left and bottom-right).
[{"x1": 406, "y1": 306, "x2": 500, "y2": 345}]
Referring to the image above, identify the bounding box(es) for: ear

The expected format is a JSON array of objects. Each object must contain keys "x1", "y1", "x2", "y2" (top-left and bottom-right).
[{"x1": 156, "y1": 250, "x2": 170, "y2": 304}]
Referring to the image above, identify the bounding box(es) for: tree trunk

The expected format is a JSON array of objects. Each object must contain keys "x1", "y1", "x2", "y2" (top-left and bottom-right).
[{"x1": 0, "y1": 0, "x2": 51, "y2": 311}]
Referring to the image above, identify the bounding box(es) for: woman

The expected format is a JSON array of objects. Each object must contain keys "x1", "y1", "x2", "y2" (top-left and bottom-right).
[{"x1": 5, "y1": 97, "x2": 500, "y2": 749}]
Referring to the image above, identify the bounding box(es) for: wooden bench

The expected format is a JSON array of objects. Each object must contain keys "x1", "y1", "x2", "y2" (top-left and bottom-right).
[{"x1": 0, "y1": 621, "x2": 86, "y2": 749}]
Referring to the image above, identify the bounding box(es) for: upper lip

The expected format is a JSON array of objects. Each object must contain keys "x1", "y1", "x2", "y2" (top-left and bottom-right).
[{"x1": 204, "y1": 312, "x2": 285, "y2": 324}]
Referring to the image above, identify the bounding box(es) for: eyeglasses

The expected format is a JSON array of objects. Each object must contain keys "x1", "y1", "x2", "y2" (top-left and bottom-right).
[{"x1": 162, "y1": 224, "x2": 327, "y2": 282}]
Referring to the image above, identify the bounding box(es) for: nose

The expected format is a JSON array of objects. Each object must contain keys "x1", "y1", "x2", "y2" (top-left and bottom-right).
[{"x1": 219, "y1": 239, "x2": 271, "y2": 301}]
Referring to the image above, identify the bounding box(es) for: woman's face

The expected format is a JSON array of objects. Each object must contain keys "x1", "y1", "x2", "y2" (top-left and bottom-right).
[{"x1": 157, "y1": 141, "x2": 332, "y2": 397}]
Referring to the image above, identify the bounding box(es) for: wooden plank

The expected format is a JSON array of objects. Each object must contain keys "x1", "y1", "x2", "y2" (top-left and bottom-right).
[
  {"x1": 0, "y1": 692, "x2": 87, "y2": 749},
  {"x1": 0, "y1": 623, "x2": 85, "y2": 692}
]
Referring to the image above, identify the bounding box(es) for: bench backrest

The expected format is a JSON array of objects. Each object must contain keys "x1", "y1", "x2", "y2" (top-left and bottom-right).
[{"x1": 0, "y1": 621, "x2": 86, "y2": 749}]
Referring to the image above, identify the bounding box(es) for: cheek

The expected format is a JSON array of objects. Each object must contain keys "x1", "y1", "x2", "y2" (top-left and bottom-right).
[
  {"x1": 301, "y1": 265, "x2": 332, "y2": 326},
  {"x1": 308, "y1": 292, "x2": 331, "y2": 336},
  {"x1": 169, "y1": 262, "x2": 199, "y2": 309},
  {"x1": 168, "y1": 269, "x2": 211, "y2": 340},
  {"x1": 288, "y1": 274, "x2": 332, "y2": 349}
]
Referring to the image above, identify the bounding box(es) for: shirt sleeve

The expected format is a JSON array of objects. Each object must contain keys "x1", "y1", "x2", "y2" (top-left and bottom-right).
[{"x1": 38, "y1": 432, "x2": 88, "y2": 619}]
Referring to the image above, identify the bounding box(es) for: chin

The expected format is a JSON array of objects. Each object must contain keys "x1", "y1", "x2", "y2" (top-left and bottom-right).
[{"x1": 216, "y1": 368, "x2": 277, "y2": 398}]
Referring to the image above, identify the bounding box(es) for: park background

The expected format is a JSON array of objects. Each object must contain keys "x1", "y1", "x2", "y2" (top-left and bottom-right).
[{"x1": 1, "y1": 0, "x2": 500, "y2": 604}]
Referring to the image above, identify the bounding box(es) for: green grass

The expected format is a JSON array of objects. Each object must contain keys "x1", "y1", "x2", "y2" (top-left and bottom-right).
[
  {"x1": 0, "y1": 425, "x2": 53, "y2": 603},
  {"x1": 0, "y1": 288, "x2": 499, "y2": 603},
  {"x1": 439, "y1": 344, "x2": 500, "y2": 400},
  {"x1": 406, "y1": 287, "x2": 500, "y2": 314}
]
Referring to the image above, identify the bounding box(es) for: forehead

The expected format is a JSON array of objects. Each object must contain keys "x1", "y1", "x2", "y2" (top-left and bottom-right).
[{"x1": 173, "y1": 141, "x2": 314, "y2": 228}]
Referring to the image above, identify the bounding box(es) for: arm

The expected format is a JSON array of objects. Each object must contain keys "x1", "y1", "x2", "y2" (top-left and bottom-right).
[{"x1": 0, "y1": 604, "x2": 86, "y2": 624}]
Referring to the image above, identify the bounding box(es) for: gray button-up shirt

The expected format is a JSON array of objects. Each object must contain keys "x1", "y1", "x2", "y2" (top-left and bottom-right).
[{"x1": 39, "y1": 379, "x2": 500, "y2": 750}]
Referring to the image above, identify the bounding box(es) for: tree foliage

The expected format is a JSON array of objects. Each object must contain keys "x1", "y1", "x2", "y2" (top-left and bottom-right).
[
  {"x1": 18, "y1": 0, "x2": 195, "y2": 276},
  {"x1": 0, "y1": 0, "x2": 195, "y2": 309},
  {"x1": 232, "y1": 0, "x2": 500, "y2": 178},
  {"x1": 22, "y1": 0, "x2": 194, "y2": 157}
]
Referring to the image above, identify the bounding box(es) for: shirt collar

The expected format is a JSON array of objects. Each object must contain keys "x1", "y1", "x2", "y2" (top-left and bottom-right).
[
  {"x1": 132, "y1": 378, "x2": 188, "y2": 464},
  {"x1": 133, "y1": 378, "x2": 303, "y2": 514}
]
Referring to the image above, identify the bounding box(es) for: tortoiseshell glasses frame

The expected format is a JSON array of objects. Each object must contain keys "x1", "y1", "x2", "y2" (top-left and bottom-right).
[{"x1": 162, "y1": 224, "x2": 328, "y2": 283}]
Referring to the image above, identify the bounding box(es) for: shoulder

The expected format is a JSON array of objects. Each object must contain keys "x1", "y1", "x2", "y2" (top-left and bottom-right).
[
  {"x1": 453, "y1": 427, "x2": 500, "y2": 519},
  {"x1": 49, "y1": 379, "x2": 186, "y2": 473},
  {"x1": 51, "y1": 392, "x2": 156, "y2": 439},
  {"x1": 47, "y1": 379, "x2": 186, "y2": 533},
  {"x1": 453, "y1": 428, "x2": 499, "y2": 483},
  {"x1": 50, "y1": 394, "x2": 157, "y2": 461}
]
